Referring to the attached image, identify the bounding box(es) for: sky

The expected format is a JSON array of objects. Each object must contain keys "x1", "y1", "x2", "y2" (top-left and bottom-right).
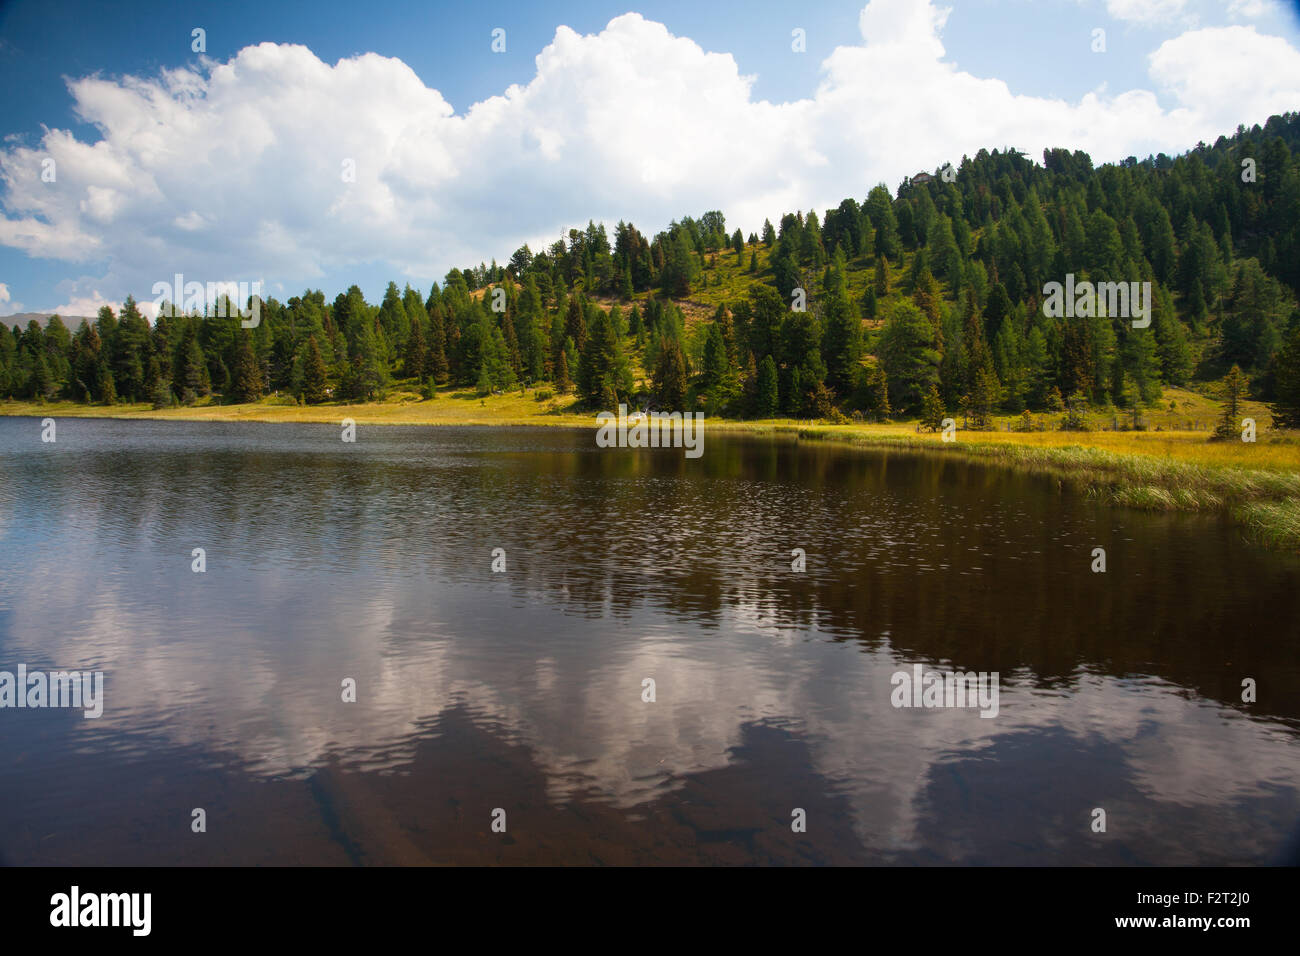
[{"x1": 0, "y1": 0, "x2": 1298, "y2": 320}]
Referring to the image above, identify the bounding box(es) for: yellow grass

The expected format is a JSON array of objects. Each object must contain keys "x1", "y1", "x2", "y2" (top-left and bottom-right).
[
  {"x1": 4, "y1": 385, "x2": 1296, "y2": 468},
  {"x1": 1, "y1": 388, "x2": 593, "y2": 429},
  {"x1": 779, "y1": 422, "x2": 1300, "y2": 471}
]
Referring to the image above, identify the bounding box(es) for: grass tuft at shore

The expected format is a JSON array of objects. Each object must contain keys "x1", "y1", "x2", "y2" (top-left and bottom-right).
[{"x1": 726, "y1": 422, "x2": 1300, "y2": 549}]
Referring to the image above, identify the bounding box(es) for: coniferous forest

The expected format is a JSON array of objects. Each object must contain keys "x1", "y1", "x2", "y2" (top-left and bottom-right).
[{"x1": 6, "y1": 113, "x2": 1300, "y2": 429}]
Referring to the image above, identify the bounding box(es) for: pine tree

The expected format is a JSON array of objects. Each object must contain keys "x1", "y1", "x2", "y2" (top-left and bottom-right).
[
  {"x1": 1215, "y1": 365, "x2": 1248, "y2": 439},
  {"x1": 70, "y1": 321, "x2": 101, "y2": 402},
  {"x1": 501, "y1": 309, "x2": 522, "y2": 375},
  {"x1": 660, "y1": 231, "x2": 696, "y2": 298},
  {"x1": 747, "y1": 285, "x2": 784, "y2": 363},
  {"x1": 378, "y1": 282, "x2": 410, "y2": 354},
  {"x1": 343, "y1": 321, "x2": 385, "y2": 400},
  {"x1": 928, "y1": 214, "x2": 959, "y2": 280},
  {"x1": 113, "y1": 295, "x2": 149, "y2": 401},
  {"x1": 1061, "y1": 392, "x2": 1089, "y2": 431},
  {"x1": 700, "y1": 322, "x2": 737, "y2": 412},
  {"x1": 653, "y1": 337, "x2": 688, "y2": 409},
  {"x1": 1152, "y1": 284, "x2": 1192, "y2": 386},
  {"x1": 1270, "y1": 325, "x2": 1300, "y2": 429},
  {"x1": 482, "y1": 326, "x2": 517, "y2": 393},
  {"x1": 564, "y1": 296, "x2": 588, "y2": 353},
  {"x1": 554, "y1": 348, "x2": 572, "y2": 393},
  {"x1": 405, "y1": 311, "x2": 427, "y2": 380},
  {"x1": 822, "y1": 253, "x2": 862, "y2": 398},
  {"x1": 920, "y1": 383, "x2": 945, "y2": 432},
  {"x1": 876, "y1": 301, "x2": 940, "y2": 414},
  {"x1": 426, "y1": 305, "x2": 449, "y2": 384},
  {"x1": 99, "y1": 363, "x2": 116, "y2": 405},
  {"x1": 853, "y1": 362, "x2": 891, "y2": 421},
  {"x1": 740, "y1": 350, "x2": 759, "y2": 414},
  {"x1": 29, "y1": 349, "x2": 53, "y2": 401},
  {"x1": 301, "y1": 335, "x2": 328, "y2": 404},
  {"x1": 1059, "y1": 318, "x2": 1093, "y2": 401},
  {"x1": 968, "y1": 367, "x2": 999, "y2": 429},
  {"x1": 152, "y1": 379, "x2": 174, "y2": 409},
  {"x1": 983, "y1": 282, "x2": 1012, "y2": 342},
  {"x1": 228, "y1": 332, "x2": 262, "y2": 404},
  {"x1": 863, "y1": 286, "x2": 878, "y2": 319},
  {"x1": 577, "y1": 309, "x2": 631, "y2": 407},
  {"x1": 714, "y1": 304, "x2": 737, "y2": 368},
  {"x1": 1023, "y1": 325, "x2": 1051, "y2": 408},
  {"x1": 1122, "y1": 325, "x2": 1163, "y2": 405},
  {"x1": 874, "y1": 256, "x2": 889, "y2": 297},
  {"x1": 755, "y1": 354, "x2": 779, "y2": 417},
  {"x1": 178, "y1": 327, "x2": 210, "y2": 398}
]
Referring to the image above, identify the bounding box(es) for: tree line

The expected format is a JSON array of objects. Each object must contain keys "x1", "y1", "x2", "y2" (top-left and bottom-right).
[{"x1": 4, "y1": 112, "x2": 1300, "y2": 427}]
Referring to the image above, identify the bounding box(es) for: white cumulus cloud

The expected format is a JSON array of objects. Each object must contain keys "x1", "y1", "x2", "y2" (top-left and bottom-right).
[
  {"x1": 0, "y1": 281, "x2": 21, "y2": 316},
  {"x1": 0, "y1": 0, "x2": 1298, "y2": 308},
  {"x1": 1105, "y1": 0, "x2": 1189, "y2": 25}
]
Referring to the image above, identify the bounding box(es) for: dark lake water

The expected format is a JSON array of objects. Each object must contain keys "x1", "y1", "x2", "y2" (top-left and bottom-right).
[{"x1": 1, "y1": 416, "x2": 1298, "y2": 865}]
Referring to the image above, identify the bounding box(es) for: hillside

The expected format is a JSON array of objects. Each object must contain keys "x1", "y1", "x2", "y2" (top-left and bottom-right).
[{"x1": 4, "y1": 112, "x2": 1300, "y2": 437}]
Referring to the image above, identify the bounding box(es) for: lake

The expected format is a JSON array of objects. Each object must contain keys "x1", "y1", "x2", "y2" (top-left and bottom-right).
[{"x1": 1, "y1": 416, "x2": 1297, "y2": 865}]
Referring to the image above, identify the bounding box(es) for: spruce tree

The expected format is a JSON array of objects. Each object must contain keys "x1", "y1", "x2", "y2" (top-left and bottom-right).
[
  {"x1": 1215, "y1": 365, "x2": 1248, "y2": 439},
  {"x1": 565, "y1": 296, "x2": 588, "y2": 353},
  {"x1": 920, "y1": 384, "x2": 945, "y2": 432},
  {"x1": 99, "y1": 363, "x2": 117, "y2": 405},
  {"x1": 228, "y1": 332, "x2": 262, "y2": 404},
  {"x1": 740, "y1": 350, "x2": 759, "y2": 414},
  {"x1": 405, "y1": 311, "x2": 426, "y2": 381},
  {"x1": 301, "y1": 335, "x2": 328, "y2": 404},
  {"x1": 426, "y1": 305, "x2": 449, "y2": 384},
  {"x1": 968, "y1": 367, "x2": 999, "y2": 428},
  {"x1": 822, "y1": 254, "x2": 862, "y2": 398},
  {"x1": 701, "y1": 322, "x2": 737, "y2": 412},
  {"x1": 876, "y1": 301, "x2": 940, "y2": 414},
  {"x1": 179, "y1": 328, "x2": 209, "y2": 398},
  {"x1": 577, "y1": 310, "x2": 631, "y2": 407},
  {"x1": 653, "y1": 337, "x2": 688, "y2": 410},
  {"x1": 755, "y1": 354, "x2": 779, "y2": 417},
  {"x1": 554, "y1": 348, "x2": 572, "y2": 393},
  {"x1": 1270, "y1": 325, "x2": 1300, "y2": 429},
  {"x1": 29, "y1": 349, "x2": 53, "y2": 401}
]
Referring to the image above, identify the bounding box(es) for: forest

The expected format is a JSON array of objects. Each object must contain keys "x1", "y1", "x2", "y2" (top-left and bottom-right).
[{"x1": 4, "y1": 112, "x2": 1300, "y2": 430}]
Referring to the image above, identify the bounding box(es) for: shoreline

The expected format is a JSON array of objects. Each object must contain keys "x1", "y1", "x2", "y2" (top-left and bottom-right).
[{"x1": 6, "y1": 397, "x2": 1299, "y2": 551}]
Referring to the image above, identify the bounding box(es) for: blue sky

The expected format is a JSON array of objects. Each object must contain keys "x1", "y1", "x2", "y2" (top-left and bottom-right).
[{"x1": 1, "y1": 0, "x2": 1298, "y2": 318}]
